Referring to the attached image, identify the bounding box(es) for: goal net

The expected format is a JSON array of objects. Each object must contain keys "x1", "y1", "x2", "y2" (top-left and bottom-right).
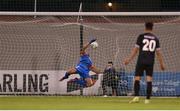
[{"x1": 0, "y1": 12, "x2": 180, "y2": 96}]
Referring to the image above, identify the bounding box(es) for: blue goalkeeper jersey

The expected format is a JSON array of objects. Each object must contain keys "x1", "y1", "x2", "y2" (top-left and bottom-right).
[{"x1": 77, "y1": 54, "x2": 92, "y2": 71}]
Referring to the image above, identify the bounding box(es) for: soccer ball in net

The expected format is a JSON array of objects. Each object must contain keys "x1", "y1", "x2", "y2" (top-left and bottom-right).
[{"x1": 91, "y1": 41, "x2": 98, "y2": 49}]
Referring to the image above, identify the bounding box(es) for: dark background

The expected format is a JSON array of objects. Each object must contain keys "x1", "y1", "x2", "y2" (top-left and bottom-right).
[{"x1": 0, "y1": 0, "x2": 180, "y2": 12}]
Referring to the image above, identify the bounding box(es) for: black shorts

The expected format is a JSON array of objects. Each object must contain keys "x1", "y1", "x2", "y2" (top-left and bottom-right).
[{"x1": 135, "y1": 64, "x2": 154, "y2": 77}]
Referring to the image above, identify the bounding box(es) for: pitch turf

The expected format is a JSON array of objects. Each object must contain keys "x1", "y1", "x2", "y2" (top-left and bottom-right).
[{"x1": 0, "y1": 96, "x2": 180, "y2": 110}]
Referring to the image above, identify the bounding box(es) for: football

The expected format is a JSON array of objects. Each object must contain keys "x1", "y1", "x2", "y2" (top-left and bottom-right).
[{"x1": 91, "y1": 41, "x2": 98, "y2": 49}]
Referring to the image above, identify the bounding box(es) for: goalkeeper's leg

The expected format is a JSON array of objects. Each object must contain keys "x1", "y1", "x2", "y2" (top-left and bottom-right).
[
  {"x1": 59, "y1": 68, "x2": 77, "y2": 81},
  {"x1": 85, "y1": 78, "x2": 97, "y2": 87},
  {"x1": 73, "y1": 77, "x2": 96, "y2": 88},
  {"x1": 81, "y1": 65, "x2": 100, "y2": 87}
]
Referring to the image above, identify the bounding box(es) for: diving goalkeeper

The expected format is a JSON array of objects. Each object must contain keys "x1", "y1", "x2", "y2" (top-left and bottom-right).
[{"x1": 59, "y1": 39, "x2": 101, "y2": 87}]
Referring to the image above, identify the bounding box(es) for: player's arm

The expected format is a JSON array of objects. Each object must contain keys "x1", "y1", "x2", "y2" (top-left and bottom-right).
[
  {"x1": 156, "y1": 38, "x2": 165, "y2": 70},
  {"x1": 80, "y1": 39, "x2": 96, "y2": 55},
  {"x1": 80, "y1": 42, "x2": 91, "y2": 54},
  {"x1": 124, "y1": 35, "x2": 141, "y2": 65},
  {"x1": 124, "y1": 47, "x2": 139, "y2": 65},
  {"x1": 156, "y1": 49, "x2": 165, "y2": 70}
]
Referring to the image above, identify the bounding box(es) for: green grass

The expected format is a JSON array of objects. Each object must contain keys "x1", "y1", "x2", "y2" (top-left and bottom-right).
[{"x1": 0, "y1": 96, "x2": 180, "y2": 110}]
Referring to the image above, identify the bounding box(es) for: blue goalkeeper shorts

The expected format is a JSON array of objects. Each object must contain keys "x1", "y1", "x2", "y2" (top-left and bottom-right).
[{"x1": 75, "y1": 65, "x2": 91, "y2": 79}]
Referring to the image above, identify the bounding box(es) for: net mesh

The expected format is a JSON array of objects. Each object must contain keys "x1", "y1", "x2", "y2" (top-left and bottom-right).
[{"x1": 0, "y1": 15, "x2": 180, "y2": 96}]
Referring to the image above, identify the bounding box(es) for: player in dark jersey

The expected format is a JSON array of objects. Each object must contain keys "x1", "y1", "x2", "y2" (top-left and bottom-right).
[
  {"x1": 124, "y1": 22, "x2": 165, "y2": 104},
  {"x1": 59, "y1": 39, "x2": 100, "y2": 87}
]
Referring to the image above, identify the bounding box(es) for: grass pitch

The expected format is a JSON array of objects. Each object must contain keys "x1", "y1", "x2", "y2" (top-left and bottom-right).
[{"x1": 0, "y1": 96, "x2": 179, "y2": 110}]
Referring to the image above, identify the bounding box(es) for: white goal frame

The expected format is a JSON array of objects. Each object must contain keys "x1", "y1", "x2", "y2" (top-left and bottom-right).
[{"x1": 0, "y1": 12, "x2": 180, "y2": 16}]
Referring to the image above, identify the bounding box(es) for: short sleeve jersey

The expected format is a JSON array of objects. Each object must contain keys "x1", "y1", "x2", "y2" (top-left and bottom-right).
[
  {"x1": 77, "y1": 54, "x2": 92, "y2": 71},
  {"x1": 135, "y1": 33, "x2": 160, "y2": 65}
]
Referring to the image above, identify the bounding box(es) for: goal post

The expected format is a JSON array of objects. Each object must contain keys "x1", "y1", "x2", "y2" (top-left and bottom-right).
[{"x1": 0, "y1": 12, "x2": 180, "y2": 97}]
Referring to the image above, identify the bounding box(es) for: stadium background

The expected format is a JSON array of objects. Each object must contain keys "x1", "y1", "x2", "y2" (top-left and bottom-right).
[{"x1": 0, "y1": 0, "x2": 180, "y2": 12}]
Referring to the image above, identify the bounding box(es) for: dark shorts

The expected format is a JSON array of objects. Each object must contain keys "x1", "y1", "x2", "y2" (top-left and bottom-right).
[{"x1": 135, "y1": 64, "x2": 154, "y2": 77}]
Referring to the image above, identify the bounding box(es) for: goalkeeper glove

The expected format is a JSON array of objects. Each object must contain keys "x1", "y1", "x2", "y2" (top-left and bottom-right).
[{"x1": 89, "y1": 39, "x2": 96, "y2": 44}]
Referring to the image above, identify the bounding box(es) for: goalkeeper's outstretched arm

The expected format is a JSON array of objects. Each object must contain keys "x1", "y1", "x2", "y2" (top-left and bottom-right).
[
  {"x1": 80, "y1": 39, "x2": 96, "y2": 55},
  {"x1": 80, "y1": 42, "x2": 91, "y2": 55}
]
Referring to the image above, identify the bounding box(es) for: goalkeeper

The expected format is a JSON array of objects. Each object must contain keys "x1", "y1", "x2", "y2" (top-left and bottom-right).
[{"x1": 60, "y1": 39, "x2": 101, "y2": 87}]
